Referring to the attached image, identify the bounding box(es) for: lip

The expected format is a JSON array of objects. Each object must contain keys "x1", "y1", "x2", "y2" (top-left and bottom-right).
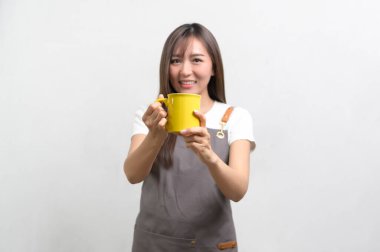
[
  {"x1": 179, "y1": 84, "x2": 194, "y2": 89},
  {"x1": 177, "y1": 80, "x2": 196, "y2": 89}
]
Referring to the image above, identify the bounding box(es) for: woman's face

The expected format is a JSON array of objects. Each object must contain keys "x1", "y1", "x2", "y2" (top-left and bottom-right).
[{"x1": 169, "y1": 37, "x2": 214, "y2": 99}]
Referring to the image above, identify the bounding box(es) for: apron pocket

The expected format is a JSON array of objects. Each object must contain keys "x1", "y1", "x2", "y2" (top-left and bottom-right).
[{"x1": 132, "y1": 226, "x2": 196, "y2": 252}]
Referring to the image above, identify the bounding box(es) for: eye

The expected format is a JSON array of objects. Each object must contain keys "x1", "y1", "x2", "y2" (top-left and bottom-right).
[
  {"x1": 170, "y1": 58, "x2": 181, "y2": 64},
  {"x1": 193, "y1": 58, "x2": 203, "y2": 63}
]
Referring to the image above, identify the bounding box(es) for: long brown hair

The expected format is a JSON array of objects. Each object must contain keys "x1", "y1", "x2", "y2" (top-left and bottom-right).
[{"x1": 155, "y1": 23, "x2": 226, "y2": 168}]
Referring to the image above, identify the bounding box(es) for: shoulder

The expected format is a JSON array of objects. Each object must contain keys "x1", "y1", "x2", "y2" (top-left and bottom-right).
[
  {"x1": 205, "y1": 102, "x2": 232, "y2": 129},
  {"x1": 213, "y1": 103, "x2": 255, "y2": 150},
  {"x1": 228, "y1": 106, "x2": 253, "y2": 125},
  {"x1": 205, "y1": 101, "x2": 252, "y2": 128}
]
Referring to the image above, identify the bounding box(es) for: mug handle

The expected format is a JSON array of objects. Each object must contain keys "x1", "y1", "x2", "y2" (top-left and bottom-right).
[{"x1": 155, "y1": 97, "x2": 167, "y2": 105}]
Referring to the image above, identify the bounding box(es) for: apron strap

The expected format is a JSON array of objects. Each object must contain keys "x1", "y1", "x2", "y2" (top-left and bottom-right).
[
  {"x1": 216, "y1": 106, "x2": 234, "y2": 139},
  {"x1": 221, "y1": 106, "x2": 234, "y2": 123}
]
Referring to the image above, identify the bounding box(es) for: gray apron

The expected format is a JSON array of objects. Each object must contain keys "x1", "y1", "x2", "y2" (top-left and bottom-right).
[{"x1": 132, "y1": 127, "x2": 237, "y2": 252}]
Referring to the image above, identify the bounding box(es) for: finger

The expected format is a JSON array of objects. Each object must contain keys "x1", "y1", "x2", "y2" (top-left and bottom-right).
[
  {"x1": 142, "y1": 108, "x2": 153, "y2": 121},
  {"x1": 158, "y1": 117, "x2": 167, "y2": 128},
  {"x1": 149, "y1": 106, "x2": 160, "y2": 120},
  {"x1": 148, "y1": 109, "x2": 162, "y2": 126},
  {"x1": 180, "y1": 127, "x2": 208, "y2": 137},
  {"x1": 182, "y1": 135, "x2": 204, "y2": 145},
  {"x1": 144, "y1": 102, "x2": 160, "y2": 119},
  {"x1": 155, "y1": 94, "x2": 165, "y2": 106},
  {"x1": 185, "y1": 141, "x2": 208, "y2": 153},
  {"x1": 153, "y1": 109, "x2": 167, "y2": 125},
  {"x1": 193, "y1": 110, "x2": 206, "y2": 127},
  {"x1": 143, "y1": 105, "x2": 161, "y2": 127}
]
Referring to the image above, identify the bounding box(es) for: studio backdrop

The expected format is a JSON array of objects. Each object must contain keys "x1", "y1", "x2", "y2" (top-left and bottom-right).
[{"x1": 1, "y1": 0, "x2": 379, "y2": 251}]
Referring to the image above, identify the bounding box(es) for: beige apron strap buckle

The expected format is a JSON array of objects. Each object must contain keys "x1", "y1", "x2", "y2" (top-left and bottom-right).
[
  {"x1": 216, "y1": 122, "x2": 226, "y2": 139},
  {"x1": 190, "y1": 240, "x2": 196, "y2": 247},
  {"x1": 217, "y1": 240, "x2": 237, "y2": 250},
  {"x1": 217, "y1": 107, "x2": 234, "y2": 139}
]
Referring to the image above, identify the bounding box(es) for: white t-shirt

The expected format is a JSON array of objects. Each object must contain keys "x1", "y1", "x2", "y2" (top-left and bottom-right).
[{"x1": 132, "y1": 101, "x2": 256, "y2": 150}]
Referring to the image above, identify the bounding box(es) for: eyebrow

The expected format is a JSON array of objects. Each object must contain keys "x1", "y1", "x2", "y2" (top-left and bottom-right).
[{"x1": 171, "y1": 53, "x2": 206, "y2": 57}]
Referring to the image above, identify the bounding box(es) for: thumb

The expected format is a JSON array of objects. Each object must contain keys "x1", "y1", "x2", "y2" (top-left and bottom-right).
[
  {"x1": 158, "y1": 94, "x2": 164, "y2": 99},
  {"x1": 194, "y1": 110, "x2": 206, "y2": 127}
]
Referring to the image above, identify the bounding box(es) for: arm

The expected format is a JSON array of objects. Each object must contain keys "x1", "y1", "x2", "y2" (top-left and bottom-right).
[
  {"x1": 179, "y1": 111, "x2": 255, "y2": 202},
  {"x1": 123, "y1": 132, "x2": 166, "y2": 184},
  {"x1": 123, "y1": 97, "x2": 167, "y2": 184},
  {"x1": 206, "y1": 140, "x2": 252, "y2": 202}
]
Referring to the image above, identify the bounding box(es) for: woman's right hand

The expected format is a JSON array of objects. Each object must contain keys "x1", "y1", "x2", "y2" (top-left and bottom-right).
[{"x1": 142, "y1": 94, "x2": 168, "y2": 139}]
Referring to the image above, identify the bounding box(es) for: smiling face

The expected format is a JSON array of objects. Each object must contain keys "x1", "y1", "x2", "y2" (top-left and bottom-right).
[{"x1": 169, "y1": 37, "x2": 214, "y2": 100}]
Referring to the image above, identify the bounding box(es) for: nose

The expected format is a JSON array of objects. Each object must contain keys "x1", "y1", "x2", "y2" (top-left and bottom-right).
[{"x1": 179, "y1": 60, "x2": 192, "y2": 76}]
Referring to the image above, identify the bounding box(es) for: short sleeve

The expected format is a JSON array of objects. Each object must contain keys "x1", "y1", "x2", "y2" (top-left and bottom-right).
[
  {"x1": 132, "y1": 107, "x2": 149, "y2": 136},
  {"x1": 227, "y1": 107, "x2": 256, "y2": 151}
]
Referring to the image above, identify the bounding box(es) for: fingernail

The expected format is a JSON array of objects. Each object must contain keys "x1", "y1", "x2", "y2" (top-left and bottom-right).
[{"x1": 180, "y1": 129, "x2": 188, "y2": 134}]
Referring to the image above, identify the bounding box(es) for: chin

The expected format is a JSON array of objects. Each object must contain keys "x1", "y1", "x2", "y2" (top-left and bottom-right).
[
  {"x1": 181, "y1": 90, "x2": 196, "y2": 93},
  {"x1": 175, "y1": 88, "x2": 196, "y2": 94}
]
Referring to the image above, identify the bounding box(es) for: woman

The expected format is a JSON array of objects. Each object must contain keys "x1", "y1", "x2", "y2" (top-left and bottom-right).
[{"x1": 124, "y1": 23, "x2": 255, "y2": 252}]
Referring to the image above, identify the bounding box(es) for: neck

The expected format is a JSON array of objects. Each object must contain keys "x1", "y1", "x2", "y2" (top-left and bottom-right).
[{"x1": 200, "y1": 96, "x2": 214, "y2": 114}]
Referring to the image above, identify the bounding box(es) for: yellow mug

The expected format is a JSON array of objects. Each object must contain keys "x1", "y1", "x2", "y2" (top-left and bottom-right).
[{"x1": 156, "y1": 93, "x2": 201, "y2": 133}]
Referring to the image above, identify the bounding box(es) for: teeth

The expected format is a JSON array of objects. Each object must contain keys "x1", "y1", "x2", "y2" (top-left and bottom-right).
[{"x1": 180, "y1": 81, "x2": 196, "y2": 84}]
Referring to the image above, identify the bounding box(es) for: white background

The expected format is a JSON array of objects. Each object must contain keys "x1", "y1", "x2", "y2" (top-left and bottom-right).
[{"x1": 1, "y1": 0, "x2": 380, "y2": 251}]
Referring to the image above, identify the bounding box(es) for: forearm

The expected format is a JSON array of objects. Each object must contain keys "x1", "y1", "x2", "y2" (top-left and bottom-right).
[
  {"x1": 205, "y1": 153, "x2": 249, "y2": 202},
  {"x1": 124, "y1": 133, "x2": 165, "y2": 184},
  {"x1": 179, "y1": 123, "x2": 251, "y2": 201}
]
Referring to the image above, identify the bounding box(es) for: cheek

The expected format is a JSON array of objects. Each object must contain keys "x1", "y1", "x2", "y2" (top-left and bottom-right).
[
  {"x1": 169, "y1": 67, "x2": 177, "y2": 80},
  {"x1": 201, "y1": 66, "x2": 214, "y2": 78}
]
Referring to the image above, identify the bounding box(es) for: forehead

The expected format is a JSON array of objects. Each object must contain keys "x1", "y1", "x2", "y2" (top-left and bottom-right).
[{"x1": 172, "y1": 37, "x2": 208, "y2": 56}]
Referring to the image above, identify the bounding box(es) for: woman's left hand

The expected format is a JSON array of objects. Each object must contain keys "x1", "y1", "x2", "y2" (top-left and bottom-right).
[{"x1": 179, "y1": 110, "x2": 217, "y2": 164}]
